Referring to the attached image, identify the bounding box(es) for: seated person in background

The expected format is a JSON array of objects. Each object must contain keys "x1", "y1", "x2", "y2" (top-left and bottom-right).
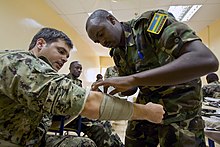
[
  {"x1": 96, "y1": 74, "x2": 103, "y2": 82},
  {"x1": 66, "y1": 61, "x2": 124, "y2": 147},
  {"x1": 66, "y1": 61, "x2": 83, "y2": 87},
  {"x1": 91, "y1": 74, "x2": 104, "y2": 92},
  {"x1": 203, "y1": 73, "x2": 220, "y2": 98}
]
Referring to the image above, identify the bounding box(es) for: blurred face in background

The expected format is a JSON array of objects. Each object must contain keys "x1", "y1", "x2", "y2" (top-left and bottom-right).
[{"x1": 70, "y1": 62, "x2": 82, "y2": 78}]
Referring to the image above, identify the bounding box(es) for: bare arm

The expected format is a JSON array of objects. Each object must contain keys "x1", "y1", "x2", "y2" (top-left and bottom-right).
[
  {"x1": 80, "y1": 91, "x2": 165, "y2": 123},
  {"x1": 93, "y1": 40, "x2": 219, "y2": 94},
  {"x1": 130, "y1": 40, "x2": 219, "y2": 86}
]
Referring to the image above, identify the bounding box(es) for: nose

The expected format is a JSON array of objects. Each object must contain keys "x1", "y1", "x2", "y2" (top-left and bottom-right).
[
  {"x1": 62, "y1": 55, "x2": 68, "y2": 63},
  {"x1": 100, "y1": 38, "x2": 107, "y2": 47}
]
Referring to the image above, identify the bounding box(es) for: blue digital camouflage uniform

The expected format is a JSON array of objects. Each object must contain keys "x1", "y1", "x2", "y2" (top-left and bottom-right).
[
  {"x1": 66, "y1": 72, "x2": 124, "y2": 147},
  {"x1": 202, "y1": 81, "x2": 220, "y2": 98},
  {"x1": 111, "y1": 9, "x2": 206, "y2": 147},
  {"x1": 0, "y1": 50, "x2": 96, "y2": 146}
]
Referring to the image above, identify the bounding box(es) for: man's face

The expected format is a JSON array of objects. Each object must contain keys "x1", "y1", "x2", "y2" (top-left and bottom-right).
[
  {"x1": 86, "y1": 16, "x2": 122, "y2": 48},
  {"x1": 37, "y1": 39, "x2": 71, "y2": 71},
  {"x1": 70, "y1": 63, "x2": 82, "y2": 78}
]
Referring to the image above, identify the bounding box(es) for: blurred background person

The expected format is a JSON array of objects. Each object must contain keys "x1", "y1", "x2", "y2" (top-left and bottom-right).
[{"x1": 203, "y1": 73, "x2": 220, "y2": 98}]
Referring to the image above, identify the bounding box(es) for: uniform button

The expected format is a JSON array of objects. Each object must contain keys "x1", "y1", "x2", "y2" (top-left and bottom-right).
[{"x1": 175, "y1": 38, "x2": 179, "y2": 43}]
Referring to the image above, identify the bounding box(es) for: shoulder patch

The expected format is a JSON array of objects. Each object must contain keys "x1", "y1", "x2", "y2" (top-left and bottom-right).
[{"x1": 147, "y1": 13, "x2": 168, "y2": 34}]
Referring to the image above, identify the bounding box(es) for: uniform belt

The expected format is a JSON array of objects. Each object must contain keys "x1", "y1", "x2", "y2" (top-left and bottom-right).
[{"x1": 0, "y1": 139, "x2": 21, "y2": 147}]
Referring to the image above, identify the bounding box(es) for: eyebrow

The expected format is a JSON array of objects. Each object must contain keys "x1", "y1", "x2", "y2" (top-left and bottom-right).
[
  {"x1": 58, "y1": 47, "x2": 69, "y2": 58},
  {"x1": 95, "y1": 27, "x2": 104, "y2": 38}
]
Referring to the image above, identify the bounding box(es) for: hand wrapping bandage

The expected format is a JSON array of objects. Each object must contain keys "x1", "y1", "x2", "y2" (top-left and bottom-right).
[{"x1": 99, "y1": 94, "x2": 133, "y2": 120}]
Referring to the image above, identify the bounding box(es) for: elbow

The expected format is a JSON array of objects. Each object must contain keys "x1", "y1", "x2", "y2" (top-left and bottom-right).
[
  {"x1": 213, "y1": 59, "x2": 219, "y2": 72},
  {"x1": 206, "y1": 55, "x2": 219, "y2": 73},
  {"x1": 81, "y1": 91, "x2": 102, "y2": 119}
]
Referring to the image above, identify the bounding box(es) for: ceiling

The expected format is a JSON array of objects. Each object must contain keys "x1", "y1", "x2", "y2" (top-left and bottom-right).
[{"x1": 46, "y1": 0, "x2": 220, "y2": 56}]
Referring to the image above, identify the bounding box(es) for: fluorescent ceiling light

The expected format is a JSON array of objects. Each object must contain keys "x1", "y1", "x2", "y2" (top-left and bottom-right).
[
  {"x1": 20, "y1": 18, "x2": 44, "y2": 28},
  {"x1": 168, "y1": 5, "x2": 202, "y2": 22},
  {"x1": 88, "y1": 11, "x2": 113, "y2": 16},
  {"x1": 181, "y1": 5, "x2": 202, "y2": 21}
]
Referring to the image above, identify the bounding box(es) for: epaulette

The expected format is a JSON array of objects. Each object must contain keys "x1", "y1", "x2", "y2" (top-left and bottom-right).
[{"x1": 133, "y1": 11, "x2": 154, "y2": 29}]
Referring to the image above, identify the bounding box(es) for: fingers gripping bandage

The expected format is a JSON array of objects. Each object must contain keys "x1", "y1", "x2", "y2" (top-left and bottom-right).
[{"x1": 99, "y1": 94, "x2": 133, "y2": 120}]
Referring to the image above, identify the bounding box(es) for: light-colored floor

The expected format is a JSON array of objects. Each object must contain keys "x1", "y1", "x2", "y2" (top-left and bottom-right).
[{"x1": 111, "y1": 120, "x2": 127, "y2": 143}]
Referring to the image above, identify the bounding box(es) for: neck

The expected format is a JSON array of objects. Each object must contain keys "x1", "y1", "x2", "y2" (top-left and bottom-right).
[
  {"x1": 71, "y1": 74, "x2": 78, "y2": 79},
  {"x1": 29, "y1": 48, "x2": 39, "y2": 57},
  {"x1": 118, "y1": 24, "x2": 126, "y2": 48}
]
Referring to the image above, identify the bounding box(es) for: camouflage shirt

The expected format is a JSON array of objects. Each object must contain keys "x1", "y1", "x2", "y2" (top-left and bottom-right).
[
  {"x1": 0, "y1": 50, "x2": 89, "y2": 146},
  {"x1": 66, "y1": 73, "x2": 83, "y2": 87},
  {"x1": 202, "y1": 81, "x2": 220, "y2": 98},
  {"x1": 104, "y1": 66, "x2": 119, "y2": 79},
  {"x1": 112, "y1": 9, "x2": 202, "y2": 124}
]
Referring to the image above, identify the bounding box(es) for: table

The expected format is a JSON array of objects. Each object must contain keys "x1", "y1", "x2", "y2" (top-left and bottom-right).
[{"x1": 202, "y1": 102, "x2": 220, "y2": 147}]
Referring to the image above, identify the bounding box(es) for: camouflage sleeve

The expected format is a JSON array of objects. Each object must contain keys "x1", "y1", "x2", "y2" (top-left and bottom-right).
[
  {"x1": 104, "y1": 67, "x2": 114, "y2": 79},
  {"x1": 202, "y1": 85, "x2": 211, "y2": 97},
  {"x1": 104, "y1": 68, "x2": 110, "y2": 79},
  {"x1": 157, "y1": 11, "x2": 201, "y2": 57},
  {"x1": 202, "y1": 83, "x2": 220, "y2": 98},
  {"x1": 0, "y1": 51, "x2": 89, "y2": 118}
]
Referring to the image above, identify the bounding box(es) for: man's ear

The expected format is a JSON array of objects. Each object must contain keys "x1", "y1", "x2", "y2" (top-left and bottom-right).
[
  {"x1": 106, "y1": 15, "x2": 116, "y2": 25},
  {"x1": 36, "y1": 38, "x2": 46, "y2": 50}
]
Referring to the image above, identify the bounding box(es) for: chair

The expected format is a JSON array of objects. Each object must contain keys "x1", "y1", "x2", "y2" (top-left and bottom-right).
[
  {"x1": 64, "y1": 116, "x2": 82, "y2": 136},
  {"x1": 49, "y1": 115, "x2": 82, "y2": 136},
  {"x1": 49, "y1": 115, "x2": 65, "y2": 135}
]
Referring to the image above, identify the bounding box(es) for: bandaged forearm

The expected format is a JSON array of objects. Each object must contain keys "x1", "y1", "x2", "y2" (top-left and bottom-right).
[{"x1": 99, "y1": 94, "x2": 133, "y2": 120}]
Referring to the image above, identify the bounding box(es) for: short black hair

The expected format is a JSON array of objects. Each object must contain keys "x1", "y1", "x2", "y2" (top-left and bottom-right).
[
  {"x1": 206, "y1": 73, "x2": 219, "y2": 83},
  {"x1": 69, "y1": 61, "x2": 80, "y2": 68},
  {"x1": 96, "y1": 74, "x2": 103, "y2": 80},
  {"x1": 86, "y1": 9, "x2": 112, "y2": 31},
  {"x1": 29, "y1": 27, "x2": 73, "y2": 50}
]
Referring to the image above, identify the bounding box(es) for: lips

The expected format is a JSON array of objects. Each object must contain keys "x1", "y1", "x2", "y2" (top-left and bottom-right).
[{"x1": 55, "y1": 62, "x2": 63, "y2": 70}]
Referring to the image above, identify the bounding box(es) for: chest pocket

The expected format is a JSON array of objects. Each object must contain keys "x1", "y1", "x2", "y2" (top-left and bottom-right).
[{"x1": 131, "y1": 31, "x2": 161, "y2": 73}]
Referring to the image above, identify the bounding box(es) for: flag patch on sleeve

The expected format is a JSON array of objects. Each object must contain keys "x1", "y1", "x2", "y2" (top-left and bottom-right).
[{"x1": 147, "y1": 13, "x2": 168, "y2": 34}]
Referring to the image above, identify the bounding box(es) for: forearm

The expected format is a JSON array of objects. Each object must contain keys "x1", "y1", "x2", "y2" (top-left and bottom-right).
[
  {"x1": 81, "y1": 91, "x2": 164, "y2": 123},
  {"x1": 80, "y1": 91, "x2": 102, "y2": 119},
  {"x1": 132, "y1": 103, "x2": 145, "y2": 120},
  {"x1": 120, "y1": 87, "x2": 138, "y2": 96}
]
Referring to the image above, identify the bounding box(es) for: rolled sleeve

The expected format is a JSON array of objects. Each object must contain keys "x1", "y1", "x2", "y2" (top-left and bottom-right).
[
  {"x1": 46, "y1": 81, "x2": 90, "y2": 117},
  {"x1": 158, "y1": 22, "x2": 201, "y2": 57}
]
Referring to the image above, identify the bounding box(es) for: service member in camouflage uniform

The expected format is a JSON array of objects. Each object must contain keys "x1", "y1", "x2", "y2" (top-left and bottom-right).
[
  {"x1": 202, "y1": 73, "x2": 220, "y2": 98},
  {"x1": 104, "y1": 66, "x2": 119, "y2": 80},
  {"x1": 86, "y1": 9, "x2": 219, "y2": 147},
  {"x1": 66, "y1": 61, "x2": 124, "y2": 147},
  {"x1": 0, "y1": 27, "x2": 165, "y2": 146},
  {"x1": 66, "y1": 61, "x2": 83, "y2": 87},
  {"x1": 0, "y1": 27, "x2": 96, "y2": 147}
]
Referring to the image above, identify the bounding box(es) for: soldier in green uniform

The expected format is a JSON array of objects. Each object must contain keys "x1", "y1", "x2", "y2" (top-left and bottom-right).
[
  {"x1": 104, "y1": 66, "x2": 119, "y2": 80},
  {"x1": 66, "y1": 61, "x2": 83, "y2": 87},
  {"x1": 0, "y1": 27, "x2": 165, "y2": 146},
  {"x1": 86, "y1": 9, "x2": 219, "y2": 147},
  {"x1": 66, "y1": 61, "x2": 124, "y2": 147},
  {"x1": 202, "y1": 73, "x2": 220, "y2": 98}
]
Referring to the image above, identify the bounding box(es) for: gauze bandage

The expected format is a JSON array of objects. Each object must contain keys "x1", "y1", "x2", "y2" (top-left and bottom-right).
[{"x1": 99, "y1": 94, "x2": 133, "y2": 120}]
